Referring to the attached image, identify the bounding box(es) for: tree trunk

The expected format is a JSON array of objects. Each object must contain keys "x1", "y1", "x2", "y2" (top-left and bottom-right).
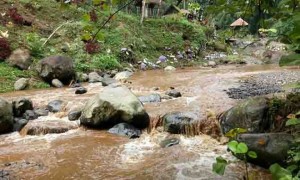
[{"x1": 140, "y1": 0, "x2": 146, "y2": 24}]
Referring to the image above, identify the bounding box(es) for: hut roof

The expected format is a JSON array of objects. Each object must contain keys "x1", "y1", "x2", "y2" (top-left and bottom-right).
[{"x1": 230, "y1": 18, "x2": 249, "y2": 27}]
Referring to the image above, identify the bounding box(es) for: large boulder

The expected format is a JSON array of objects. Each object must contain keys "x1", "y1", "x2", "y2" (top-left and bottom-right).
[
  {"x1": 0, "y1": 98, "x2": 13, "y2": 134},
  {"x1": 108, "y1": 123, "x2": 141, "y2": 138},
  {"x1": 6, "y1": 48, "x2": 32, "y2": 70},
  {"x1": 219, "y1": 97, "x2": 269, "y2": 134},
  {"x1": 163, "y1": 112, "x2": 197, "y2": 134},
  {"x1": 80, "y1": 86, "x2": 149, "y2": 129},
  {"x1": 88, "y1": 72, "x2": 103, "y2": 83},
  {"x1": 237, "y1": 133, "x2": 294, "y2": 168},
  {"x1": 37, "y1": 55, "x2": 75, "y2": 84},
  {"x1": 12, "y1": 98, "x2": 33, "y2": 117},
  {"x1": 21, "y1": 119, "x2": 79, "y2": 135}
]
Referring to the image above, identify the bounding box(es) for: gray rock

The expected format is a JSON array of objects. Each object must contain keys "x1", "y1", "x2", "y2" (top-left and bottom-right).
[
  {"x1": 163, "y1": 112, "x2": 197, "y2": 134},
  {"x1": 166, "y1": 89, "x2": 182, "y2": 98},
  {"x1": 88, "y1": 72, "x2": 103, "y2": 83},
  {"x1": 12, "y1": 98, "x2": 33, "y2": 117},
  {"x1": 108, "y1": 122, "x2": 141, "y2": 138},
  {"x1": 0, "y1": 98, "x2": 13, "y2": 134},
  {"x1": 21, "y1": 119, "x2": 78, "y2": 135},
  {"x1": 6, "y1": 48, "x2": 32, "y2": 70},
  {"x1": 114, "y1": 71, "x2": 133, "y2": 81},
  {"x1": 51, "y1": 79, "x2": 64, "y2": 88},
  {"x1": 164, "y1": 66, "x2": 176, "y2": 71},
  {"x1": 37, "y1": 55, "x2": 75, "y2": 84},
  {"x1": 138, "y1": 94, "x2": 161, "y2": 103},
  {"x1": 13, "y1": 118, "x2": 28, "y2": 131},
  {"x1": 237, "y1": 133, "x2": 294, "y2": 168},
  {"x1": 14, "y1": 78, "x2": 29, "y2": 90},
  {"x1": 102, "y1": 78, "x2": 117, "y2": 86},
  {"x1": 47, "y1": 100, "x2": 63, "y2": 113},
  {"x1": 219, "y1": 97, "x2": 269, "y2": 134},
  {"x1": 23, "y1": 110, "x2": 38, "y2": 120},
  {"x1": 80, "y1": 86, "x2": 149, "y2": 129},
  {"x1": 75, "y1": 87, "x2": 87, "y2": 94},
  {"x1": 70, "y1": 83, "x2": 81, "y2": 88},
  {"x1": 158, "y1": 55, "x2": 167, "y2": 62},
  {"x1": 208, "y1": 61, "x2": 217, "y2": 67},
  {"x1": 160, "y1": 138, "x2": 180, "y2": 148},
  {"x1": 34, "y1": 108, "x2": 49, "y2": 117},
  {"x1": 68, "y1": 110, "x2": 81, "y2": 121}
]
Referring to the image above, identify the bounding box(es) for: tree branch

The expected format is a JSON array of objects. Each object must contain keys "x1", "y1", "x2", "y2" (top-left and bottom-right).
[{"x1": 91, "y1": 0, "x2": 136, "y2": 41}]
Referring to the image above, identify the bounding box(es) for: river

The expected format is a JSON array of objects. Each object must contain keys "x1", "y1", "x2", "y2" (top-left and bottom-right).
[{"x1": 1, "y1": 64, "x2": 298, "y2": 179}]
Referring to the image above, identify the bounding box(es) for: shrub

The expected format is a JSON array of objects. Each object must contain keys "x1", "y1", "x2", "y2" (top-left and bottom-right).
[
  {"x1": 0, "y1": 38, "x2": 12, "y2": 60},
  {"x1": 91, "y1": 54, "x2": 121, "y2": 70},
  {"x1": 7, "y1": 8, "x2": 24, "y2": 25},
  {"x1": 85, "y1": 40, "x2": 100, "y2": 54}
]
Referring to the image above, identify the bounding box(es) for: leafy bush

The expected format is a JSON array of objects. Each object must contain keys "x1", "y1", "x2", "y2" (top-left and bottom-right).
[
  {"x1": 25, "y1": 33, "x2": 44, "y2": 58},
  {"x1": 0, "y1": 38, "x2": 11, "y2": 60},
  {"x1": 91, "y1": 54, "x2": 121, "y2": 70}
]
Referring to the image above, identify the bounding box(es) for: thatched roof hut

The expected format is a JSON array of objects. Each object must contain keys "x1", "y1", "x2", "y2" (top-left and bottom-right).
[{"x1": 230, "y1": 18, "x2": 249, "y2": 27}]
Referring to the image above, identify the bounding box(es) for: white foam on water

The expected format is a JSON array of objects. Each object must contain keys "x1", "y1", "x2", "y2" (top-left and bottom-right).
[{"x1": 119, "y1": 135, "x2": 158, "y2": 164}]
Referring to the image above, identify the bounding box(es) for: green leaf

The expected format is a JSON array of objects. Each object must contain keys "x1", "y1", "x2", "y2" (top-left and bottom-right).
[
  {"x1": 247, "y1": 151, "x2": 257, "y2": 159},
  {"x1": 285, "y1": 118, "x2": 300, "y2": 126},
  {"x1": 82, "y1": 14, "x2": 91, "y2": 22},
  {"x1": 286, "y1": 165, "x2": 298, "y2": 173},
  {"x1": 269, "y1": 163, "x2": 293, "y2": 180},
  {"x1": 81, "y1": 33, "x2": 92, "y2": 41},
  {"x1": 228, "y1": 140, "x2": 238, "y2": 153},
  {"x1": 95, "y1": 32, "x2": 105, "y2": 41},
  {"x1": 212, "y1": 156, "x2": 228, "y2": 176},
  {"x1": 93, "y1": 0, "x2": 102, "y2": 5},
  {"x1": 236, "y1": 142, "x2": 248, "y2": 154},
  {"x1": 225, "y1": 128, "x2": 247, "y2": 138}
]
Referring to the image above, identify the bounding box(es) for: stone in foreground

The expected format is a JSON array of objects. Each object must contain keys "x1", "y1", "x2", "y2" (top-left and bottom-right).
[
  {"x1": 108, "y1": 123, "x2": 141, "y2": 138},
  {"x1": 21, "y1": 119, "x2": 79, "y2": 135},
  {"x1": 0, "y1": 98, "x2": 13, "y2": 134},
  {"x1": 80, "y1": 86, "x2": 149, "y2": 129}
]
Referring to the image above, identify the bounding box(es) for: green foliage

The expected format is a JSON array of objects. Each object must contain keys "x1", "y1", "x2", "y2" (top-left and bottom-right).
[
  {"x1": 212, "y1": 156, "x2": 228, "y2": 175},
  {"x1": 213, "y1": 128, "x2": 257, "y2": 178},
  {"x1": 279, "y1": 53, "x2": 300, "y2": 66},
  {"x1": 91, "y1": 54, "x2": 121, "y2": 70},
  {"x1": 25, "y1": 33, "x2": 44, "y2": 58}
]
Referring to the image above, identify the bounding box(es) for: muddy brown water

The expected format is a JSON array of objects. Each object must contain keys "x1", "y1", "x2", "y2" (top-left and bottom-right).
[{"x1": 1, "y1": 64, "x2": 298, "y2": 179}]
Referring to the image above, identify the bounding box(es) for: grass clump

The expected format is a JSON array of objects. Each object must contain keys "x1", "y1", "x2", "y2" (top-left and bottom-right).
[{"x1": 279, "y1": 53, "x2": 300, "y2": 66}]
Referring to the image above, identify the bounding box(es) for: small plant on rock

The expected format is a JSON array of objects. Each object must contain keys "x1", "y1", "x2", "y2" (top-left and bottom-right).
[{"x1": 212, "y1": 128, "x2": 257, "y2": 180}]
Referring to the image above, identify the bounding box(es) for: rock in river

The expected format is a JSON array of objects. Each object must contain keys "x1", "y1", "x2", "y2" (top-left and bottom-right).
[
  {"x1": 160, "y1": 138, "x2": 180, "y2": 148},
  {"x1": 237, "y1": 133, "x2": 294, "y2": 168},
  {"x1": 12, "y1": 98, "x2": 33, "y2": 117},
  {"x1": 47, "y1": 100, "x2": 63, "y2": 113},
  {"x1": 138, "y1": 94, "x2": 161, "y2": 103},
  {"x1": 0, "y1": 98, "x2": 13, "y2": 134},
  {"x1": 14, "y1": 78, "x2": 29, "y2": 90},
  {"x1": 114, "y1": 71, "x2": 133, "y2": 81},
  {"x1": 37, "y1": 55, "x2": 75, "y2": 84},
  {"x1": 219, "y1": 97, "x2": 269, "y2": 134},
  {"x1": 163, "y1": 112, "x2": 197, "y2": 134},
  {"x1": 80, "y1": 86, "x2": 149, "y2": 129},
  {"x1": 21, "y1": 119, "x2": 79, "y2": 135},
  {"x1": 165, "y1": 89, "x2": 182, "y2": 98},
  {"x1": 108, "y1": 123, "x2": 141, "y2": 138}
]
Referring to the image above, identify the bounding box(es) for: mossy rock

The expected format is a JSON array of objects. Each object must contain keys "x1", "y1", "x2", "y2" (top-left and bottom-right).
[{"x1": 279, "y1": 53, "x2": 300, "y2": 66}]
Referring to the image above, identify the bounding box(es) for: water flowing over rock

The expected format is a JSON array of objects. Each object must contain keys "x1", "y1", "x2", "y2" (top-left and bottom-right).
[
  {"x1": 0, "y1": 98, "x2": 13, "y2": 134},
  {"x1": 159, "y1": 138, "x2": 180, "y2": 148},
  {"x1": 165, "y1": 89, "x2": 182, "y2": 98},
  {"x1": 163, "y1": 112, "x2": 197, "y2": 134},
  {"x1": 14, "y1": 78, "x2": 29, "y2": 90},
  {"x1": 102, "y1": 77, "x2": 117, "y2": 86},
  {"x1": 108, "y1": 123, "x2": 141, "y2": 138},
  {"x1": 75, "y1": 87, "x2": 87, "y2": 94},
  {"x1": 37, "y1": 55, "x2": 75, "y2": 84},
  {"x1": 80, "y1": 86, "x2": 149, "y2": 129},
  {"x1": 68, "y1": 110, "x2": 82, "y2": 121},
  {"x1": 21, "y1": 119, "x2": 79, "y2": 135},
  {"x1": 47, "y1": 100, "x2": 63, "y2": 113},
  {"x1": 12, "y1": 98, "x2": 33, "y2": 117},
  {"x1": 237, "y1": 133, "x2": 294, "y2": 168},
  {"x1": 13, "y1": 118, "x2": 28, "y2": 131},
  {"x1": 138, "y1": 94, "x2": 161, "y2": 103},
  {"x1": 6, "y1": 48, "x2": 32, "y2": 70},
  {"x1": 219, "y1": 97, "x2": 269, "y2": 134},
  {"x1": 23, "y1": 110, "x2": 38, "y2": 120},
  {"x1": 114, "y1": 71, "x2": 133, "y2": 81}
]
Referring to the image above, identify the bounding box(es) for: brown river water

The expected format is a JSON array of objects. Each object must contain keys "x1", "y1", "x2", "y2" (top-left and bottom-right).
[{"x1": 0, "y1": 64, "x2": 298, "y2": 180}]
